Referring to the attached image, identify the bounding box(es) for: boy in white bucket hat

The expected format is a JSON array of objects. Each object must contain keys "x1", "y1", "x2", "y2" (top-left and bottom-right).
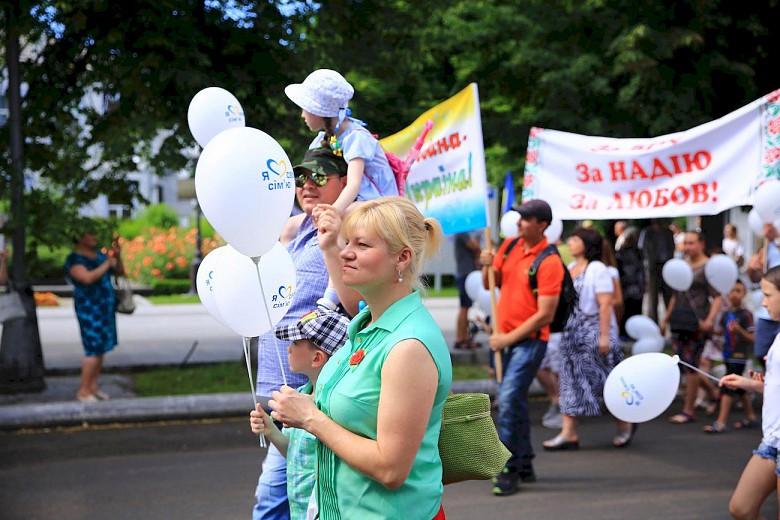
[
  {"x1": 250, "y1": 302, "x2": 350, "y2": 520},
  {"x1": 285, "y1": 69, "x2": 400, "y2": 311}
]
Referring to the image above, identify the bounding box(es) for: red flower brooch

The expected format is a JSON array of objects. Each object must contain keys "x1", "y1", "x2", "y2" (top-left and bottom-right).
[{"x1": 349, "y1": 349, "x2": 366, "y2": 366}]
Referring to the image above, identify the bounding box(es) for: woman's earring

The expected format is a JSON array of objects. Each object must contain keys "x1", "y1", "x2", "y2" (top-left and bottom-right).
[{"x1": 397, "y1": 270, "x2": 404, "y2": 283}]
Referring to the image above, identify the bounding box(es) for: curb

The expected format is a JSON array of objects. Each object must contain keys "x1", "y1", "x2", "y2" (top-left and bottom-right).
[{"x1": 0, "y1": 379, "x2": 501, "y2": 431}]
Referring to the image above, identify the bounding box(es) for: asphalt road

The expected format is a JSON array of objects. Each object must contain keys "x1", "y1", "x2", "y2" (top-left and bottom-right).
[{"x1": 1, "y1": 400, "x2": 776, "y2": 520}]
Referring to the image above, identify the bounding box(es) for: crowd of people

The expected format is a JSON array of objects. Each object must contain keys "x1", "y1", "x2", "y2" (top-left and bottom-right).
[
  {"x1": 3, "y1": 66, "x2": 775, "y2": 519},
  {"x1": 247, "y1": 68, "x2": 780, "y2": 518}
]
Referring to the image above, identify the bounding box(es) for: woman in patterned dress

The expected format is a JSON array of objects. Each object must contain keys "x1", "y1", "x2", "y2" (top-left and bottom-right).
[
  {"x1": 543, "y1": 228, "x2": 635, "y2": 450},
  {"x1": 65, "y1": 229, "x2": 124, "y2": 402}
]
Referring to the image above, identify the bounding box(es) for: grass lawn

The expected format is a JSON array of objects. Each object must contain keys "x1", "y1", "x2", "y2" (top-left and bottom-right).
[
  {"x1": 132, "y1": 361, "x2": 490, "y2": 397},
  {"x1": 146, "y1": 286, "x2": 458, "y2": 305}
]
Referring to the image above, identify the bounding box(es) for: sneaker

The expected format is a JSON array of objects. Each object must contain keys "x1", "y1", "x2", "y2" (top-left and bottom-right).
[
  {"x1": 542, "y1": 411, "x2": 563, "y2": 429},
  {"x1": 518, "y1": 464, "x2": 536, "y2": 483},
  {"x1": 492, "y1": 467, "x2": 521, "y2": 496}
]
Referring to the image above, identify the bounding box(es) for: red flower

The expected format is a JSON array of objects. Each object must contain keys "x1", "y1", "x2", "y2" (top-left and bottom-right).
[
  {"x1": 526, "y1": 150, "x2": 538, "y2": 164},
  {"x1": 767, "y1": 89, "x2": 780, "y2": 103},
  {"x1": 769, "y1": 117, "x2": 780, "y2": 134},
  {"x1": 349, "y1": 349, "x2": 366, "y2": 366},
  {"x1": 530, "y1": 127, "x2": 543, "y2": 138},
  {"x1": 765, "y1": 147, "x2": 780, "y2": 164}
]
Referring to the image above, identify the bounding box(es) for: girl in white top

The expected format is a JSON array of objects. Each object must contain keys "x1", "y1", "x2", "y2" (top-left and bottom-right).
[
  {"x1": 720, "y1": 265, "x2": 780, "y2": 518},
  {"x1": 722, "y1": 223, "x2": 745, "y2": 267}
]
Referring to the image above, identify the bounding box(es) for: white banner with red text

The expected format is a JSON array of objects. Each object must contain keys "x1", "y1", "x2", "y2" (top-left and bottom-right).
[{"x1": 522, "y1": 89, "x2": 780, "y2": 220}]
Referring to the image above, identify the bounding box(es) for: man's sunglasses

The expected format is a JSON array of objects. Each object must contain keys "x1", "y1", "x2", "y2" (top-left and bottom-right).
[{"x1": 294, "y1": 170, "x2": 335, "y2": 188}]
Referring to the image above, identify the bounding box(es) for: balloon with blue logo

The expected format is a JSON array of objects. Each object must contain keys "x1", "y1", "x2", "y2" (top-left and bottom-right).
[
  {"x1": 188, "y1": 87, "x2": 246, "y2": 148},
  {"x1": 196, "y1": 246, "x2": 231, "y2": 330},
  {"x1": 212, "y1": 243, "x2": 296, "y2": 338},
  {"x1": 196, "y1": 126, "x2": 296, "y2": 258},
  {"x1": 604, "y1": 353, "x2": 680, "y2": 423}
]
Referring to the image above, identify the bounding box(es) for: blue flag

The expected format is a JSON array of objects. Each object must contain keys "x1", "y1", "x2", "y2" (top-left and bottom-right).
[{"x1": 501, "y1": 171, "x2": 515, "y2": 214}]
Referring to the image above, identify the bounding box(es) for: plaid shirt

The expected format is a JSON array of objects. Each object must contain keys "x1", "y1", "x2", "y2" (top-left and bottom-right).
[
  {"x1": 256, "y1": 216, "x2": 330, "y2": 396},
  {"x1": 283, "y1": 383, "x2": 317, "y2": 520}
]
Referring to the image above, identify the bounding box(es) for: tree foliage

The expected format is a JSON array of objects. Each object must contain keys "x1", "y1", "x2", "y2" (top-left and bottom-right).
[{"x1": 2, "y1": 0, "x2": 778, "y2": 254}]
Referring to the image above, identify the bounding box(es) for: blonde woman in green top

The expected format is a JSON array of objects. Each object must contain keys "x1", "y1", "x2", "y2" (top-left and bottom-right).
[{"x1": 269, "y1": 196, "x2": 452, "y2": 520}]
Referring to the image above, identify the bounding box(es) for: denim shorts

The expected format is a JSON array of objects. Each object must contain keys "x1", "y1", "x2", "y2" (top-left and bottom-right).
[{"x1": 753, "y1": 441, "x2": 780, "y2": 477}]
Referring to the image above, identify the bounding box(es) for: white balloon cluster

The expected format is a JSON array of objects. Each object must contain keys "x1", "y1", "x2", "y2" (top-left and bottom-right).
[
  {"x1": 188, "y1": 88, "x2": 297, "y2": 339},
  {"x1": 625, "y1": 315, "x2": 665, "y2": 355},
  {"x1": 752, "y1": 180, "x2": 780, "y2": 227},
  {"x1": 464, "y1": 270, "x2": 499, "y2": 317},
  {"x1": 661, "y1": 254, "x2": 739, "y2": 296}
]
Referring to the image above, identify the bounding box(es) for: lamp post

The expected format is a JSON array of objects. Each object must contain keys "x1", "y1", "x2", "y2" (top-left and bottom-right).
[{"x1": 0, "y1": 3, "x2": 45, "y2": 393}]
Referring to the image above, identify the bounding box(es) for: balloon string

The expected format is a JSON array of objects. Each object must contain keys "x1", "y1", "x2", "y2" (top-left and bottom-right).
[
  {"x1": 682, "y1": 290, "x2": 703, "y2": 322},
  {"x1": 676, "y1": 358, "x2": 720, "y2": 383},
  {"x1": 252, "y1": 257, "x2": 288, "y2": 387},
  {"x1": 243, "y1": 337, "x2": 266, "y2": 448}
]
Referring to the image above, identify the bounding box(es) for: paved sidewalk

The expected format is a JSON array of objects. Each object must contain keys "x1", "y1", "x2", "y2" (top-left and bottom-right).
[{"x1": 1, "y1": 297, "x2": 503, "y2": 429}]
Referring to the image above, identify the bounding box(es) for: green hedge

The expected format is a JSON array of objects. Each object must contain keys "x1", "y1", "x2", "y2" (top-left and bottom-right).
[{"x1": 152, "y1": 278, "x2": 192, "y2": 295}]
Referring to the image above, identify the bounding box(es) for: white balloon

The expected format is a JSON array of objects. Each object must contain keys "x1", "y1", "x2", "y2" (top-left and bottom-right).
[
  {"x1": 748, "y1": 208, "x2": 766, "y2": 236},
  {"x1": 662, "y1": 258, "x2": 693, "y2": 292},
  {"x1": 544, "y1": 217, "x2": 563, "y2": 243},
  {"x1": 188, "y1": 87, "x2": 246, "y2": 148},
  {"x1": 631, "y1": 334, "x2": 666, "y2": 355},
  {"x1": 604, "y1": 353, "x2": 680, "y2": 423},
  {"x1": 196, "y1": 127, "x2": 295, "y2": 258},
  {"x1": 464, "y1": 270, "x2": 484, "y2": 302},
  {"x1": 477, "y1": 287, "x2": 499, "y2": 317},
  {"x1": 625, "y1": 315, "x2": 660, "y2": 340},
  {"x1": 500, "y1": 211, "x2": 519, "y2": 238},
  {"x1": 704, "y1": 254, "x2": 739, "y2": 294},
  {"x1": 212, "y1": 243, "x2": 296, "y2": 338},
  {"x1": 752, "y1": 180, "x2": 780, "y2": 223},
  {"x1": 196, "y1": 246, "x2": 230, "y2": 329}
]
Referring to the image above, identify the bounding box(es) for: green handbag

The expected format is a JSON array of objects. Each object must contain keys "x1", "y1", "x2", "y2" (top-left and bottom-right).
[{"x1": 439, "y1": 393, "x2": 511, "y2": 485}]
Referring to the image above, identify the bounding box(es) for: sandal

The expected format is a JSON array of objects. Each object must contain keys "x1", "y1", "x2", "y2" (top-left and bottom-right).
[
  {"x1": 453, "y1": 340, "x2": 469, "y2": 350},
  {"x1": 733, "y1": 418, "x2": 758, "y2": 430},
  {"x1": 703, "y1": 421, "x2": 727, "y2": 434},
  {"x1": 543, "y1": 435, "x2": 580, "y2": 451},
  {"x1": 668, "y1": 412, "x2": 697, "y2": 424},
  {"x1": 613, "y1": 424, "x2": 638, "y2": 448}
]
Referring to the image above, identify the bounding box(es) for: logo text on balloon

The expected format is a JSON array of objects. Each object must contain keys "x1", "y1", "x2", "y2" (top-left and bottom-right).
[
  {"x1": 225, "y1": 104, "x2": 244, "y2": 123},
  {"x1": 272, "y1": 284, "x2": 294, "y2": 309},
  {"x1": 619, "y1": 377, "x2": 644, "y2": 407},
  {"x1": 263, "y1": 158, "x2": 293, "y2": 191}
]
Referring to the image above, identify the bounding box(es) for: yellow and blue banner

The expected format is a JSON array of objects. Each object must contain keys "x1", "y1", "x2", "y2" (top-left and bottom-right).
[{"x1": 381, "y1": 83, "x2": 490, "y2": 234}]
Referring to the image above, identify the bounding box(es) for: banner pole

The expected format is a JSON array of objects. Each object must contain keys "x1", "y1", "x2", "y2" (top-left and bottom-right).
[{"x1": 484, "y1": 226, "x2": 503, "y2": 383}]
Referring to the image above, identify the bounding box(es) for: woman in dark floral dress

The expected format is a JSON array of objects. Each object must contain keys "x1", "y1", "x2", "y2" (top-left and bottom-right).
[{"x1": 65, "y1": 230, "x2": 124, "y2": 402}]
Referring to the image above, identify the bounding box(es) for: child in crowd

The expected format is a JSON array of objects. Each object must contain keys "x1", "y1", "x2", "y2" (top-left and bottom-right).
[
  {"x1": 249, "y1": 304, "x2": 350, "y2": 520},
  {"x1": 719, "y1": 266, "x2": 780, "y2": 518},
  {"x1": 703, "y1": 280, "x2": 757, "y2": 433},
  {"x1": 285, "y1": 69, "x2": 398, "y2": 216},
  {"x1": 285, "y1": 69, "x2": 399, "y2": 308}
]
